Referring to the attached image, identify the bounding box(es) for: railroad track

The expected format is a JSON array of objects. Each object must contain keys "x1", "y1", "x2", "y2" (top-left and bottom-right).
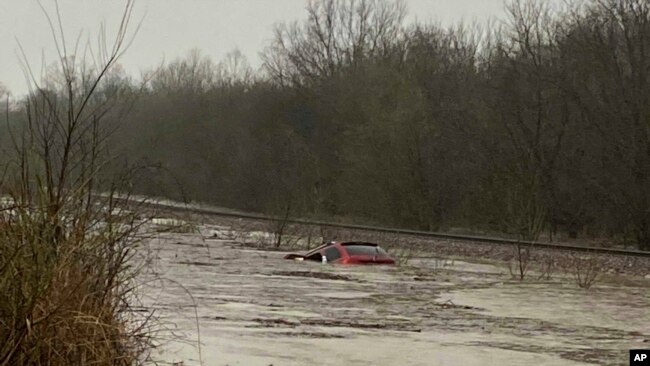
[{"x1": 136, "y1": 199, "x2": 650, "y2": 258}]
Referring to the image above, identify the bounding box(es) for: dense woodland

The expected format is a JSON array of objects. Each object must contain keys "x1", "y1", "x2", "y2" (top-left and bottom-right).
[{"x1": 2, "y1": 0, "x2": 649, "y2": 249}]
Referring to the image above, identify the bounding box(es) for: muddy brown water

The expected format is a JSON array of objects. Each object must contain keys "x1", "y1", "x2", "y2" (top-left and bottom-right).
[{"x1": 139, "y1": 226, "x2": 650, "y2": 366}]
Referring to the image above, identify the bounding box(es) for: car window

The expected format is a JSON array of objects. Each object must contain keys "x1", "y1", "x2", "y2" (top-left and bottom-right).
[
  {"x1": 303, "y1": 245, "x2": 328, "y2": 261},
  {"x1": 344, "y1": 244, "x2": 388, "y2": 257},
  {"x1": 324, "y1": 246, "x2": 341, "y2": 261},
  {"x1": 305, "y1": 251, "x2": 323, "y2": 261}
]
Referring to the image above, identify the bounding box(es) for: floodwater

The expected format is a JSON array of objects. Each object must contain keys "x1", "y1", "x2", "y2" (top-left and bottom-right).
[{"x1": 138, "y1": 224, "x2": 650, "y2": 366}]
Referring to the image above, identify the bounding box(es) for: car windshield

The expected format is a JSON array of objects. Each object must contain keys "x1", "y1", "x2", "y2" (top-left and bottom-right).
[{"x1": 344, "y1": 244, "x2": 388, "y2": 257}]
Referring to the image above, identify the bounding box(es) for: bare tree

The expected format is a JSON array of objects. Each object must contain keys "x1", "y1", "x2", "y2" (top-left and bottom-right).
[
  {"x1": 262, "y1": 0, "x2": 406, "y2": 86},
  {"x1": 150, "y1": 49, "x2": 217, "y2": 93},
  {"x1": 562, "y1": 0, "x2": 650, "y2": 249},
  {"x1": 216, "y1": 49, "x2": 254, "y2": 87}
]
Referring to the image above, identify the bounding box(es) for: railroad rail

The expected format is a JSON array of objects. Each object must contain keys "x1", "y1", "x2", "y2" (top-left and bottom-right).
[{"x1": 139, "y1": 199, "x2": 650, "y2": 258}]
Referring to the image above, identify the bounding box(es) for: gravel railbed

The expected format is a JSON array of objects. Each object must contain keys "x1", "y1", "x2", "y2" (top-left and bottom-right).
[{"x1": 152, "y1": 208, "x2": 650, "y2": 278}]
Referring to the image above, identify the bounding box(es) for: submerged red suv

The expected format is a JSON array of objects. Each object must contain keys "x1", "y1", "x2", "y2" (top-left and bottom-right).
[{"x1": 284, "y1": 241, "x2": 395, "y2": 265}]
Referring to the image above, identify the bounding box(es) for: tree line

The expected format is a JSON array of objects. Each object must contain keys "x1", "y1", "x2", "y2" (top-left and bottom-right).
[{"x1": 2, "y1": 0, "x2": 649, "y2": 249}]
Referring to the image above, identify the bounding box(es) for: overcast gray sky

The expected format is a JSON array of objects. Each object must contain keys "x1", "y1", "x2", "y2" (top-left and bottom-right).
[{"x1": 0, "y1": 0, "x2": 511, "y2": 96}]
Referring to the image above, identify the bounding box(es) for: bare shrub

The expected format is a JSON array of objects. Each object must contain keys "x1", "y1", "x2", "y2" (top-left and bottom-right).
[
  {"x1": 227, "y1": 219, "x2": 254, "y2": 243},
  {"x1": 0, "y1": 2, "x2": 153, "y2": 364},
  {"x1": 269, "y1": 203, "x2": 292, "y2": 248},
  {"x1": 537, "y1": 256, "x2": 556, "y2": 280},
  {"x1": 568, "y1": 253, "x2": 602, "y2": 289},
  {"x1": 378, "y1": 235, "x2": 415, "y2": 266},
  {"x1": 277, "y1": 224, "x2": 307, "y2": 250},
  {"x1": 391, "y1": 246, "x2": 417, "y2": 266},
  {"x1": 508, "y1": 243, "x2": 531, "y2": 280},
  {"x1": 0, "y1": 194, "x2": 152, "y2": 365}
]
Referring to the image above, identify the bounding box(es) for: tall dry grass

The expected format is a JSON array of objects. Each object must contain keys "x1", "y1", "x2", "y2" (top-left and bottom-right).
[
  {"x1": 0, "y1": 193, "x2": 151, "y2": 365},
  {"x1": 0, "y1": 1, "x2": 153, "y2": 364}
]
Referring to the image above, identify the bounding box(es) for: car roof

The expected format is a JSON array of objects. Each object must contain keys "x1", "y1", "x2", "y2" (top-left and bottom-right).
[
  {"x1": 340, "y1": 242, "x2": 379, "y2": 247},
  {"x1": 303, "y1": 241, "x2": 381, "y2": 255}
]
